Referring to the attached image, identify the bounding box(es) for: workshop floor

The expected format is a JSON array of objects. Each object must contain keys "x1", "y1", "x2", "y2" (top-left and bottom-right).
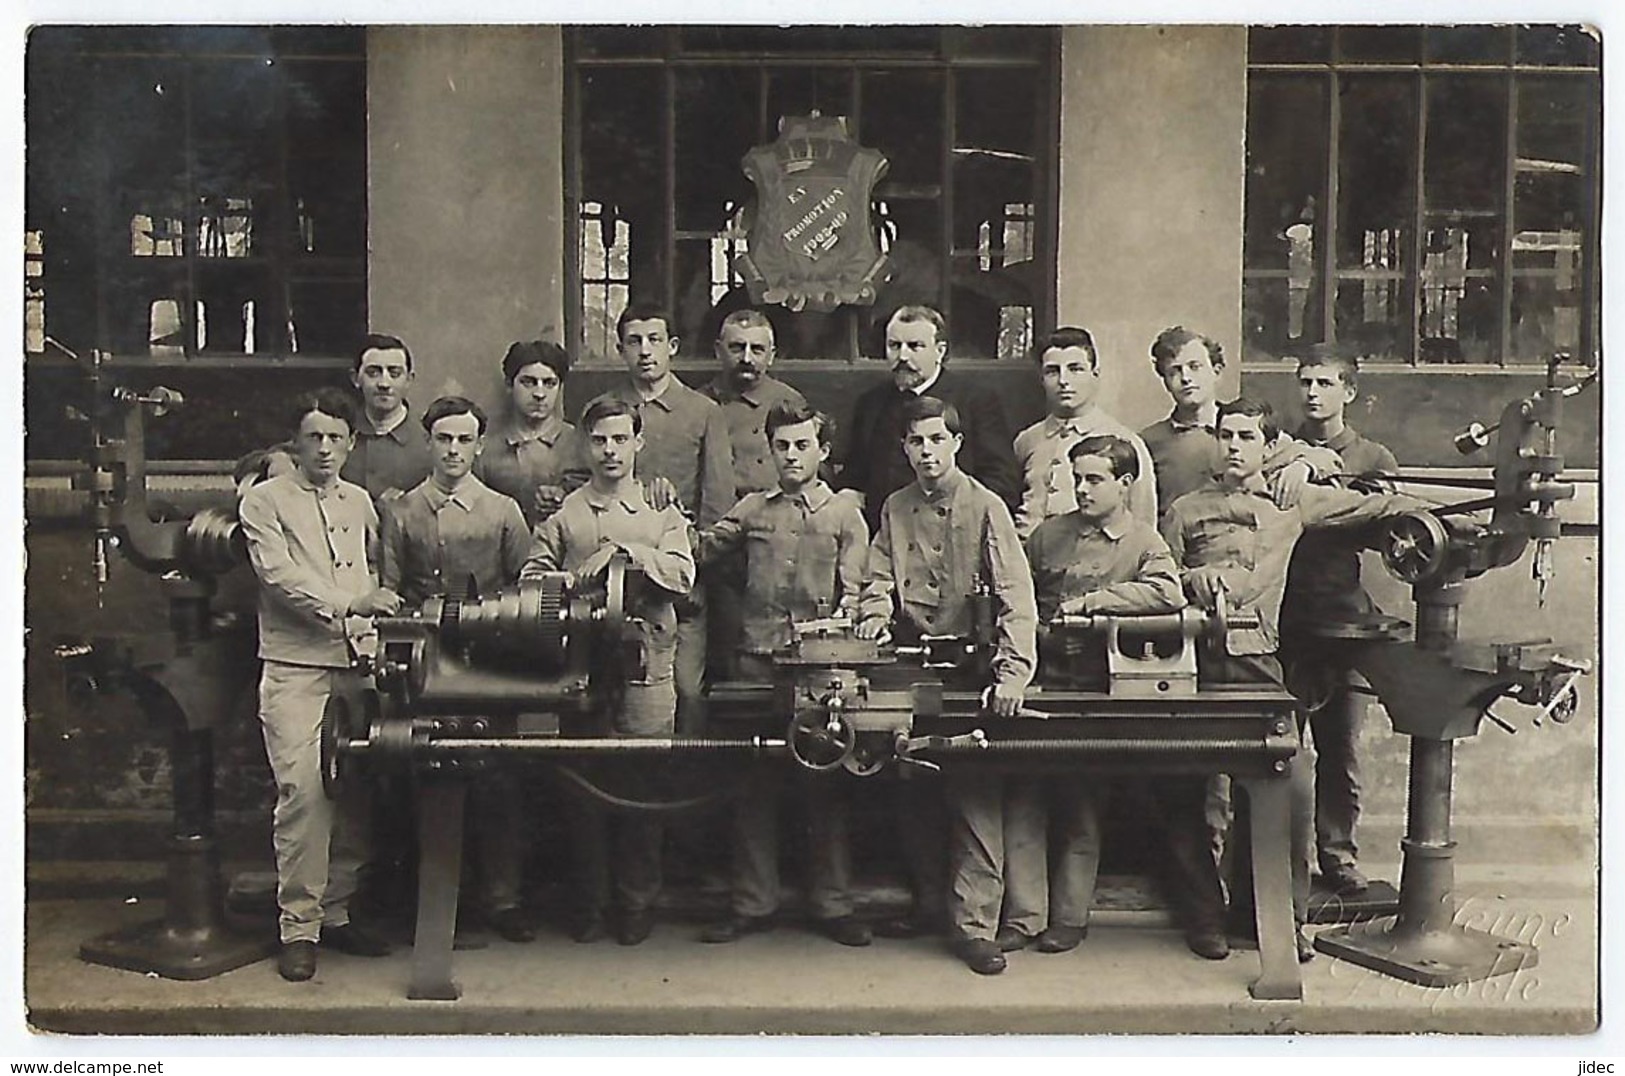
[{"x1": 18, "y1": 856, "x2": 1597, "y2": 1039}]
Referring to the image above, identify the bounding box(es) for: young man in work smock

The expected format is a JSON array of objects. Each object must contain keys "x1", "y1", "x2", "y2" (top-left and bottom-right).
[
  {"x1": 379, "y1": 395, "x2": 535, "y2": 943},
  {"x1": 521, "y1": 397, "x2": 696, "y2": 946},
  {"x1": 855, "y1": 395, "x2": 1038, "y2": 976}
]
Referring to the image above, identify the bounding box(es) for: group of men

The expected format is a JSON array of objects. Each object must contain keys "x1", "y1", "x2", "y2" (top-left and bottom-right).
[{"x1": 236, "y1": 302, "x2": 1424, "y2": 983}]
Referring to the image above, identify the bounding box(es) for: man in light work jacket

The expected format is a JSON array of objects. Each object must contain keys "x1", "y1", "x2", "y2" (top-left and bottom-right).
[{"x1": 238, "y1": 388, "x2": 401, "y2": 982}]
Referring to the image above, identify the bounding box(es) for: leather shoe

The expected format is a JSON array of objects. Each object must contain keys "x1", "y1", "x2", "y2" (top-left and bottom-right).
[
  {"x1": 320, "y1": 922, "x2": 392, "y2": 957},
  {"x1": 951, "y1": 937, "x2": 1007, "y2": 976},
  {"x1": 815, "y1": 916, "x2": 873, "y2": 947},
  {"x1": 1297, "y1": 928, "x2": 1315, "y2": 963},
  {"x1": 1035, "y1": 924, "x2": 1087, "y2": 953},
  {"x1": 487, "y1": 907, "x2": 537, "y2": 944},
  {"x1": 277, "y1": 940, "x2": 317, "y2": 982},
  {"x1": 1186, "y1": 930, "x2": 1230, "y2": 960},
  {"x1": 1322, "y1": 864, "x2": 1369, "y2": 896},
  {"x1": 571, "y1": 916, "x2": 608, "y2": 944},
  {"x1": 994, "y1": 925, "x2": 1036, "y2": 952},
  {"x1": 699, "y1": 915, "x2": 773, "y2": 944},
  {"x1": 616, "y1": 910, "x2": 654, "y2": 946}
]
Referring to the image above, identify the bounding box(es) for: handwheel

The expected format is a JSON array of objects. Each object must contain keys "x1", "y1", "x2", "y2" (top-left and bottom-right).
[
  {"x1": 787, "y1": 708, "x2": 858, "y2": 771},
  {"x1": 319, "y1": 692, "x2": 353, "y2": 799}
]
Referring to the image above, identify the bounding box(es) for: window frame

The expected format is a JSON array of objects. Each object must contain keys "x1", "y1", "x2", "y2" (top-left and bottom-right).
[
  {"x1": 1243, "y1": 25, "x2": 1601, "y2": 369},
  {"x1": 562, "y1": 26, "x2": 1062, "y2": 368}
]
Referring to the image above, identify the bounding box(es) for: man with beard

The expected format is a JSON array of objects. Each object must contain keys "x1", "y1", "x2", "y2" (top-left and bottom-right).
[
  {"x1": 699, "y1": 309, "x2": 808, "y2": 678},
  {"x1": 838, "y1": 305, "x2": 1021, "y2": 535}
]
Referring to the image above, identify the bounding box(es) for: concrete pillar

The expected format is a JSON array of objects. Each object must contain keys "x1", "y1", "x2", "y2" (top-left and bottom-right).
[
  {"x1": 1055, "y1": 25, "x2": 1248, "y2": 429},
  {"x1": 367, "y1": 26, "x2": 566, "y2": 417}
]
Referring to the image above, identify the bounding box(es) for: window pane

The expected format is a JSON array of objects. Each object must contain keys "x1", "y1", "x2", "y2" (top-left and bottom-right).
[
  {"x1": 1244, "y1": 276, "x2": 1325, "y2": 361},
  {"x1": 1245, "y1": 73, "x2": 1327, "y2": 271},
  {"x1": 268, "y1": 26, "x2": 367, "y2": 57},
  {"x1": 764, "y1": 68, "x2": 853, "y2": 135},
  {"x1": 105, "y1": 263, "x2": 188, "y2": 355},
  {"x1": 1424, "y1": 26, "x2": 1512, "y2": 65},
  {"x1": 285, "y1": 61, "x2": 366, "y2": 153},
  {"x1": 578, "y1": 66, "x2": 664, "y2": 308},
  {"x1": 675, "y1": 67, "x2": 760, "y2": 233},
  {"x1": 1248, "y1": 26, "x2": 1332, "y2": 64},
  {"x1": 98, "y1": 57, "x2": 188, "y2": 202},
  {"x1": 954, "y1": 68, "x2": 1038, "y2": 264},
  {"x1": 1516, "y1": 26, "x2": 1600, "y2": 67},
  {"x1": 1420, "y1": 76, "x2": 1506, "y2": 363},
  {"x1": 860, "y1": 69, "x2": 944, "y2": 190},
  {"x1": 1338, "y1": 26, "x2": 1423, "y2": 63},
  {"x1": 941, "y1": 27, "x2": 1050, "y2": 59},
  {"x1": 289, "y1": 150, "x2": 367, "y2": 257},
  {"x1": 1336, "y1": 76, "x2": 1416, "y2": 273},
  {"x1": 288, "y1": 280, "x2": 365, "y2": 356},
  {"x1": 195, "y1": 263, "x2": 281, "y2": 354},
  {"x1": 27, "y1": 50, "x2": 98, "y2": 353},
  {"x1": 1334, "y1": 277, "x2": 1407, "y2": 360},
  {"x1": 1511, "y1": 77, "x2": 1594, "y2": 363},
  {"x1": 950, "y1": 255, "x2": 1032, "y2": 360},
  {"x1": 1424, "y1": 76, "x2": 1507, "y2": 213}
]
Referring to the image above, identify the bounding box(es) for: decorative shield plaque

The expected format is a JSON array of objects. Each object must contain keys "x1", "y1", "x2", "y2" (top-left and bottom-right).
[{"x1": 736, "y1": 114, "x2": 891, "y2": 313}]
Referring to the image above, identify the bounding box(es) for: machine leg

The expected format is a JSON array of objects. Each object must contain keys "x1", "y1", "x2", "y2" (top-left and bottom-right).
[
  {"x1": 79, "y1": 726, "x2": 277, "y2": 980},
  {"x1": 1237, "y1": 774, "x2": 1302, "y2": 1001},
  {"x1": 407, "y1": 776, "x2": 466, "y2": 1001},
  {"x1": 1314, "y1": 737, "x2": 1538, "y2": 985}
]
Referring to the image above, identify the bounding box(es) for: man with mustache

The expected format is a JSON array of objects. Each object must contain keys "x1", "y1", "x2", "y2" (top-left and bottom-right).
[
  {"x1": 341, "y1": 333, "x2": 433, "y2": 504},
  {"x1": 699, "y1": 309, "x2": 808, "y2": 679},
  {"x1": 838, "y1": 305, "x2": 1021, "y2": 535},
  {"x1": 581, "y1": 304, "x2": 736, "y2": 734}
]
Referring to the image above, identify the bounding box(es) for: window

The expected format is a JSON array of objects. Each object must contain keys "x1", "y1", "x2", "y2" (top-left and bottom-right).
[
  {"x1": 1243, "y1": 25, "x2": 1600, "y2": 366},
  {"x1": 566, "y1": 26, "x2": 1059, "y2": 364},
  {"x1": 25, "y1": 26, "x2": 368, "y2": 363}
]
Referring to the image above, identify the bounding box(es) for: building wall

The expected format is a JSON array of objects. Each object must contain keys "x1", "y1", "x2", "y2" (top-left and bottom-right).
[
  {"x1": 368, "y1": 26, "x2": 566, "y2": 417},
  {"x1": 1057, "y1": 25, "x2": 1248, "y2": 431}
]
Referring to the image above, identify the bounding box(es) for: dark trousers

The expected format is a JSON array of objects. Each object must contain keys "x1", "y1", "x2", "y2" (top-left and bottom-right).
[
  {"x1": 1156, "y1": 652, "x2": 1312, "y2": 933},
  {"x1": 563, "y1": 682, "x2": 675, "y2": 922},
  {"x1": 895, "y1": 773, "x2": 949, "y2": 925},
  {"x1": 727, "y1": 653, "x2": 856, "y2": 920}
]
